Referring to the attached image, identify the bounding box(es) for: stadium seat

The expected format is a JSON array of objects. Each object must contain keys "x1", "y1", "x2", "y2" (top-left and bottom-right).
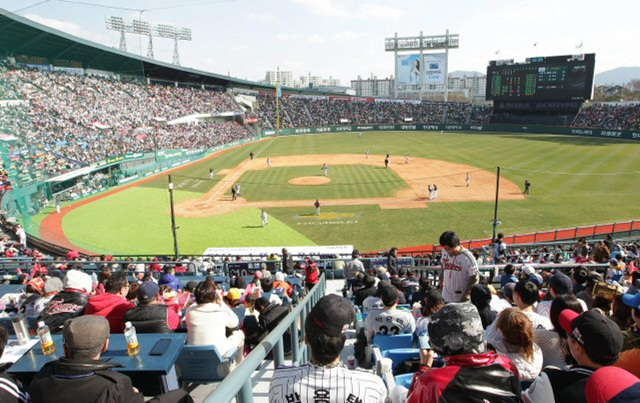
[
  {"x1": 0, "y1": 317, "x2": 15, "y2": 335},
  {"x1": 373, "y1": 334, "x2": 413, "y2": 353},
  {"x1": 395, "y1": 373, "x2": 414, "y2": 389},
  {"x1": 383, "y1": 348, "x2": 421, "y2": 371},
  {"x1": 232, "y1": 307, "x2": 246, "y2": 324},
  {"x1": 176, "y1": 344, "x2": 238, "y2": 385}
]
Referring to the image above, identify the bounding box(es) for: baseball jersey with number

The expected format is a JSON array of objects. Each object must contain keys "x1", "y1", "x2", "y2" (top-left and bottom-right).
[
  {"x1": 269, "y1": 363, "x2": 387, "y2": 403},
  {"x1": 362, "y1": 296, "x2": 383, "y2": 313},
  {"x1": 441, "y1": 247, "x2": 479, "y2": 303},
  {"x1": 364, "y1": 308, "x2": 416, "y2": 341}
]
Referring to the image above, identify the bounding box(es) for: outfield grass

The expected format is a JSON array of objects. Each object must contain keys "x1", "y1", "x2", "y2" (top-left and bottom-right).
[
  {"x1": 55, "y1": 131, "x2": 640, "y2": 253},
  {"x1": 238, "y1": 165, "x2": 408, "y2": 201}
]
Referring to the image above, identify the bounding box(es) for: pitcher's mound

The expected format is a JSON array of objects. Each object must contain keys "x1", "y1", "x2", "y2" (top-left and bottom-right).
[{"x1": 288, "y1": 176, "x2": 331, "y2": 186}]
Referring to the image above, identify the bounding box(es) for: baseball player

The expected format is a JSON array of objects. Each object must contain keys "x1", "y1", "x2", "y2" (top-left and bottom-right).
[
  {"x1": 235, "y1": 182, "x2": 241, "y2": 196},
  {"x1": 524, "y1": 179, "x2": 531, "y2": 195},
  {"x1": 249, "y1": 151, "x2": 254, "y2": 160},
  {"x1": 384, "y1": 156, "x2": 390, "y2": 169},
  {"x1": 56, "y1": 200, "x2": 61, "y2": 214},
  {"x1": 261, "y1": 210, "x2": 269, "y2": 228},
  {"x1": 358, "y1": 132, "x2": 362, "y2": 138},
  {"x1": 267, "y1": 157, "x2": 272, "y2": 168},
  {"x1": 209, "y1": 168, "x2": 215, "y2": 180},
  {"x1": 466, "y1": 172, "x2": 470, "y2": 187},
  {"x1": 365, "y1": 149, "x2": 370, "y2": 159},
  {"x1": 231, "y1": 186, "x2": 237, "y2": 201},
  {"x1": 405, "y1": 155, "x2": 410, "y2": 164},
  {"x1": 269, "y1": 295, "x2": 387, "y2": 403},
  {"x1": 433, "y1": 184, "x2": 438, "y2": 199},
  {"x1": 428, "y1": 184, "x2": 433, "y2": 200},
  {"x1": 314, "y1": 199, "x2": 321, "y2": 216},
  {"x1": 321, "y1": 163, "x2": 328, "y2": 177},
  {"x1": 438, "y1": 230, "x2": 479, "y2": 303}
]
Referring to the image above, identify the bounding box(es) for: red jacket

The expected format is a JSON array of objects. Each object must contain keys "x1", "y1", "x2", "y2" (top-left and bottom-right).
[
  {"x1": 85, "y1": 293, "x2": 135, "y2": 333},
  {"x1": 408, "y1": 351, "x2": 521, "y2": 403},
  {"x1": 305, "y1": 261, "x2": 319, "y2": 284}
]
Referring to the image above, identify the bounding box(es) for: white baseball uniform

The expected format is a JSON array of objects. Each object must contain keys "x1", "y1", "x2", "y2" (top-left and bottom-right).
[
  {"x1": 362, "y1": 296, "x2": 383, "y2": 313},
  {"x1": 364, "y1": 308, "x2": 416, "y2": 342},
  {"x1": 269, "y1": 363, "x2": 387, "y2": 403},
  {"x1": 261, "y1": 211, "x2": 269, "y2": 227},
  {"x1": 441, "y1": 247, "x2": 479, "y2": 303}
]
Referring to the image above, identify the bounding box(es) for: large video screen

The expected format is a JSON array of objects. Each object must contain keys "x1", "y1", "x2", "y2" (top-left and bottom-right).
[{"x1": 486, "y1": 54, "x2": 595, "y2": 101}]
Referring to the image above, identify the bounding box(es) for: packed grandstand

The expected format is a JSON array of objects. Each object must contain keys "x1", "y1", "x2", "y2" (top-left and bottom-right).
[{"x1": 1, "y1": 6, "x2": 640, "y2": 403}]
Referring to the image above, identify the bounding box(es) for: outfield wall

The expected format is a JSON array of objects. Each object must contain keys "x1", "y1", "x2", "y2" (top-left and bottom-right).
[{"x1": 262, "y1": 123, "x2": 640, "y2": 141}]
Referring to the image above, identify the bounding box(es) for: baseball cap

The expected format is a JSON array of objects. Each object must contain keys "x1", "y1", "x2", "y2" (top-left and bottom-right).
[
  {"x1": 380, "y1": 285, "x2": 400, "y2": 307},
  {"x1": 307, "y1": 294, "x2": 355, "y2": 337},
  {"x1": 610, "y1": 258, "x2": 619, "y2": 265},
  {"x1": 63, "y1": 270, "x2": 93, "y2": 293},
  {"x1": 44, "y1": 277, "x2": 63, "y2": 294},
  {"x1": 470, "y1": 284, "x2": 492, "y2": 309},
  {"x1": 501, "y1": 282, "x2": 516, "y2": 300},
  {"x1": 27, "y1": 277, "x2": 45, "y2": 294},
  {"x1": 274, "y1": 272, "x2": 285, "y2": 282},
  {"x1": 138, "y1": 281, "x2": 160, "y2": 304},
  {"x1": 586, "y1": 366, "x2": 640, "y2": 403},
  {"x1": 226, "y1": 288, "x2": 242, "y2": 301},
  {"x1": 428, "y1": 303, "x2": 486, "y2": 356},
  {"x1": 559, "y1": 309, "x2": 624, "y2": 365},
  {"x1": 63, "y1": 315, "x2": 109, "y2": 354},
  {"x1": 549, "y1": 272, "x2": 573, "y2": 294},
  {"x1": 622, "y1": 293, "x2": 640, "y2": 310},
  {"x1": 253, "y1": 270, "x2": 263, "y2": 279},
  {"x1": 522, "y1": 265, "x2": 536, "y2": 276},
  {"x1": 529, "y1": 274, "x2": 544, "y2": 287}
]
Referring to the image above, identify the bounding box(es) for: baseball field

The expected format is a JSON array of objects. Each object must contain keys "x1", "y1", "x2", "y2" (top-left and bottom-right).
[{"x1": 33, "y1": 131, "x2": 640, "y2": 255}]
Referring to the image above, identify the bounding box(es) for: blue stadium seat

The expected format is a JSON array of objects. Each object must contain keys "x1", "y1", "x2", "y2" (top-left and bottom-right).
[
  {"x1": 232, "y1": 307, "x2": 246, "y2": 324},
  {"x1": 373, "y1": 333, "x2": 413, "y2": 353},
  {"x1": 383, "y1": 348, "x2": 420, "y2": 371},
  {"x1": 176, "y1": 344, "x2": 238, "y2": 385},
  {"x1": 395, "y1": 373, "x2": 414, "y2": 389},
  {"x1": 0, "y1": 317, "x2": 15, "y2": 335}
]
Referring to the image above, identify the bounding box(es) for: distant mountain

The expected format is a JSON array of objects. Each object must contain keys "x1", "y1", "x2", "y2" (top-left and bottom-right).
[
  {"x1": 449, "y1": 70, "x2": 484, "y2": 78},
  {"x1": 595, "y1": 67, "x2": 640, "y2": 86}
]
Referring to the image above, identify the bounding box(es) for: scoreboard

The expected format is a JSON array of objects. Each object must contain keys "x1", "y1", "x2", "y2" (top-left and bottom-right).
[{"x1": 486, "y1": 54, "x2": 595, "y2": 101}]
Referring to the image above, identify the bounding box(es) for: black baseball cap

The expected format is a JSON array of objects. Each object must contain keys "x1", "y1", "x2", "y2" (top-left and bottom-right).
[
  {"x1": 560, "y1": 309, "x2": 623, "y2": 365},
  {"x1": 380, "y1": 285, "x2": 399, "y2": 307},
  {"x1": 549, "y1": 272, "x2": 573, "y2": 294},
  {"x1": 307, "y1": 294, "x2": 355, "y2": 337}
]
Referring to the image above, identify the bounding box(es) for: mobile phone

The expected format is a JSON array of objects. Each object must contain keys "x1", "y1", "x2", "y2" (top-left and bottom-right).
[
  {"x1": 418, "y1": 335, "x2": 431, "y2": 350},
  {"x1": 149, "y1": 339, "x2": 171, "y2": 356}
]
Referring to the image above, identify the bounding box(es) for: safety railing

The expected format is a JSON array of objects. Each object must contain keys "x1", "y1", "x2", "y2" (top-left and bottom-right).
[{"x1": 204, "y1": 274, "x2": 327, "y2": 403}]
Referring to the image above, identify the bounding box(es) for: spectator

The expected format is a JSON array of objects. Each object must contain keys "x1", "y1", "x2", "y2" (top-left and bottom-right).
[
  {"x1": 438, "y1": 230, "x2": 479, "y2": 303},
  {"x1": 260, "y1": 277, "x2": 283, "y2": 305},
  {"x1": 343, "y1": 249, "x2": 365, "y2": 297},
  {"x1": 409, "y1": 276, "x2": 431, "y2": 306},
  {"x1": 586, "y1": 366, "x2": 640, "y2": 403},
  {"x1": 124, "y1": 281, "x2": 179, "y2": 333},
  {"x1": 524, "y1": 309, "x2": 624, "y2": 402},
  {"x1": 18, "y1": 277, "x2": 45, "y2": 317},
  {"x1": 281, "y1": 248, "x2": 294, "y2": 274},
  {"x1": 0, "y1": 327, "x2": 30, "y2": 402},
  {"x1": 414, "y1": 288, "x2": 444, "y2": 336},
  {"x1": 535, "y1": 295, "x2": 584, "y2": 368},
  {"x1": 28, "y1": 315, "x2": 191, "y2": 403},
  {"x1": 390, "y1": 277, "x2": 408, "y2": 304},
  {"x1": 272, "y1": 272, "x2": 293, "y2": 298},
  {"x1": 186, "y1": 280, "x2": 244, "y2": 361},
  {"x1": 611, "y1": 293, "x2": 634, "y2": 331},
  {"x1": 573, "y1": 266, "x2": 590, "y2": 295},
  {"x1": 85, "y1": 272, "x2": 135, "y2": 333},
  {"x1": 387, "y1": 247, "x2": 398, "y2": 273},
  {"x1": 537, "y1": 271, "x2": 587, "y2": 317},
  {"x1": 158, "y1": 266, "x2": 181, "y2": 291},
  {"x1": 223, "y1": 288, "x2": 244, "y2": 308},
  {"x1": 245, "y1": 297, "x2": 289, "y2": 347},
  {"x1": 406, "y1": 303, "x2": 521, "y2": 402},
  {"x1": 355, "y1": 274, "x2": 377, "y2": 307},
  {"x1": 362, "y1": 279, "x2": 386, "y2": 313},
  {"x1": 621, "y1": 294, "x2": 640, "y2": 351},
  {"x1": 470, "y1": 284, "x2": 497, "y2": 329},
  {"x1": 303, "y1": 257, "x2": 320, "y2": 291},
  {"x1": 39, "y1": 270, "x2": 92, "y2": 333},
  {"x1": 489, "y1": 308, "x2": 543, "y2": 381},
  {"x1": 24, "y1": 277, "x2": 63, "y2": 319},
  {"x1": 364, "y1": 285, "x2": 416, "y2": 342},
  {"x1": 268, "y1": 295, "x2": 387, "y2": 402},
  {"x1": 500, "y1": 264, "x2": 519, "y2": 288},
  {"x1": 577, "y1": 272, "x2": 604, "y2": 309}
]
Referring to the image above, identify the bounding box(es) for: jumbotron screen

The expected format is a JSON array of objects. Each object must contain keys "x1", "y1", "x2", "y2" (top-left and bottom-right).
[{"x1": 486, "y1": 54, "x2": 595, "y2": 101}]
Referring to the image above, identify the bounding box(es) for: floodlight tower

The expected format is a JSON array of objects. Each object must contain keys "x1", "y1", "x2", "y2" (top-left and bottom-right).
[
  {"x1": 106, "y1": 16, "x2": 133, "y2": 52},
  {"x1": 154, "y1": 24, "x2": 192, "y2": 65},
  {"x1": 131, "y1": 19, "x2": 153, "y2": 58}
]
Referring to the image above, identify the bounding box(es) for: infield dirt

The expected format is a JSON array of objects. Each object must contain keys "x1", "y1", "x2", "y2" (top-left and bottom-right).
[{"x1": 175, "y1": 154, "x2": 524, "y2": 218}]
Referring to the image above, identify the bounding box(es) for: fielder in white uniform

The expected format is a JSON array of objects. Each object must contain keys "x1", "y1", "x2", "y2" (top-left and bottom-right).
[
  {"x1": 267, "y1": 157, "x2": 272, "y2": 168},
  {"x1": 438, "y1": 230, "x2": 479, "y2": 303},
  {"x1": 261, "y1": 210, "x2": 269, "y2": 228},
  {"x1": 322, "y1": 163, "x2": 328, "y2": 177},
  {"x1": 466, "y1": 173, "x2": 470, "y2": 187},
  {"x1": 269, "y1": 295, "x2": 387, "y2": 403}
]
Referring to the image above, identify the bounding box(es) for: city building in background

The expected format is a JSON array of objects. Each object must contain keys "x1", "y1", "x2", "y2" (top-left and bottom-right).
[{"x1": 350, "y1": 76, "x2": 395, "y2": 97}]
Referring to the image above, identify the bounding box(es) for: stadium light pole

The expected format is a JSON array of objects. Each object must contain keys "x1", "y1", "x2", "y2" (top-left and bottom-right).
[
  {"x1": 492, "y1": 166, "x2": 501, "y2": 240},
  {"x1": 168, "y1": 175, "x2": 180, "y2": 259}
]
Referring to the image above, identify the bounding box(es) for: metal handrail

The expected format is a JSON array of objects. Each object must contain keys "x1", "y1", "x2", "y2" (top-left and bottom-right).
[{"x1": 204, "y1": 275, "x2": 327, "y2": 403}]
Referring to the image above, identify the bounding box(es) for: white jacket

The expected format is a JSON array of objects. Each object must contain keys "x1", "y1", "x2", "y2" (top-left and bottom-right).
[
  {"x1": 186, "y1": 302, "x2": 239, "y2": 354},
  {"x1": 492, "y1": 339, "x2": 543, "y2": 381}
]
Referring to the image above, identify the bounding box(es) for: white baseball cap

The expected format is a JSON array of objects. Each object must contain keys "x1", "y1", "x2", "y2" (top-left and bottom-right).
[{"x1": 522, "y1": 265, "x2": 536, "y2": 276}]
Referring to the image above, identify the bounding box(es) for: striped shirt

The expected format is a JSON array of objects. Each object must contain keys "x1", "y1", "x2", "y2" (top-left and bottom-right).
[
  {"x1": 0, "y1": 374, "x2": 30, "y2": 403},
  {"x1": 441, "y1": 247, "x2": 478, "y2": 303},
  {"x1": 269, "y1": 363, "x2": 387, "y2": 403}
]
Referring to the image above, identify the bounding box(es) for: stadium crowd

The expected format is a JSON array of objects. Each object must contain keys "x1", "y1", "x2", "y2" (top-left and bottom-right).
[
  {"x1": 572, "y1": 103, "x2": 640, "y2": 130},
  {"x1": 0, "y1": 62, "x2": 252, "y2": 184}
]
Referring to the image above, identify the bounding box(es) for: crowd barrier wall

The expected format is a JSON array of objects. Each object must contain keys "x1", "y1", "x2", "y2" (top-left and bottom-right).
[{"x1": 261, "y1": 123, "x2": 640, "y2": 141}]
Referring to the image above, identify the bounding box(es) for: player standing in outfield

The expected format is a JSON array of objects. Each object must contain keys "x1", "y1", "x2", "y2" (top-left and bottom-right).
[
  {"x1": 267, "y1": 157, "x2": 272, "y2": 168},
  {"x1": 249, "y1": 151, "x2": 254, "y2": 160},
  {"x1": 405, "y1": 155, "x2": 410, "y2": 164},
  {"x1": 438, "y1": 230, "x2": 479, "y2": 303},
  {"x1": 433, "y1": 184, "x2": 439, "y2": 199},
  {"x1": 56, "y1": 199, "x2": 61, "y2": 214},
  {"x1": 321, "y1": 163, "x2": 329, "y2": 177},
  {"x1": 428, "y1": 184, "x2": 433, "y2": 200},
  {"x1": 384, "y1": 155, "x2": 390, "y2": 168},
  {"x1": 231, "y1": 186, "x2": 237, "y2": 201},
  {"x1": 466, "y1": 172, "x2": 470, "y2": 187},
  {"x1": 234, "y1": 182, "x2": 241, "y2": 196},
  {"x1": 209, "y1": 168, "x2": 215, "y2": 180},
  {"x1": 261, "y1": 210, "x2": 269, "y2": 228},
  {"x1": 269, "y1": 295, "x2": 387, "y2": 403},
  {"x1": 524, "y1": 179, "x2": 531, "y2": 194},
  {"x1": 365, "y1": 149, "x2": 370, "y2": 159},
  {"x1": 314, "y1": 199, "x2": 321, "y2": 216},
  {"x1": 358, "y1": 132, "x2": 362, "y2": 138}
]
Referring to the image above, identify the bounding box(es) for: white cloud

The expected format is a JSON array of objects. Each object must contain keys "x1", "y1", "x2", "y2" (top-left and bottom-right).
[
  {"x1": 332, "y1": 31, "x2": 369, "y2": 41},
  {"x1": 276, "y1": 33, "x2": 300, "y2": 41},
  {"x1": 291, "y1": 0, "x2": 402, "y2": 20},
  {"x1": 247, "y1": 13, "x2": 277, "y2": 22},
  {"x1": 291, "y1": 0, "x2": 351, "y2": 18},
  {"x1": 308, "y1": 34, "x2": 326, "y2": 44},
  {"x1": 25, "y1": 14, "x2": 110, "y2": 43},
  {"x1": 358, "y1": 4, "x2": 402, "y2": 19}
]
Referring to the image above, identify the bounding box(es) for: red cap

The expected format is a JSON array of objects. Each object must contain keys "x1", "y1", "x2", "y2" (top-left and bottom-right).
[
  {"x1": 27, "y1": 277, "x2": 45, "y2": 294},
  {"x1": 586, "y1": 366, "x2": 640, "y2": 403}
]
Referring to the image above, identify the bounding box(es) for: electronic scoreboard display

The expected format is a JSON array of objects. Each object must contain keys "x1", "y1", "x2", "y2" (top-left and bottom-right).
[{"x1": 486, "y1": 54, "x2": 595, "y2": 101}]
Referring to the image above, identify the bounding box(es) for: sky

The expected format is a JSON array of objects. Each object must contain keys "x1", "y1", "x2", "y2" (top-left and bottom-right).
[{"x1": 1, "y1": 0, "x2": 639, "y2": 84}]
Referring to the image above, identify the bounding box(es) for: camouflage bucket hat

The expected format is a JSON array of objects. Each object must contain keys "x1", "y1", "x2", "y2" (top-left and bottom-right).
[{"x1": 428, "y1": 303, "x2": 486, "y2": 356}]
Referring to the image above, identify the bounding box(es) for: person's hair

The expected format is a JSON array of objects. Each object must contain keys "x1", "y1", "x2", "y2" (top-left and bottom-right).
[
  {"x1": 398, "y1": 268, "x2": 407, "y2": 277},
  {"x1": 504, "y1": 264, "x2": 515, "y2": 275},
  {"x1": 550, "y1": 295, "x2": 584, "y2": 338},
  {"x1": 234, "y1": 276, "x2": 247, "y2": 289},
  {"x1": 497, "y1": 308, "x2": 535, "y2": 361},
  {"x1": 573, "y1": 266, "x2": 589, "y2": 284},
  {"x1": 305, "y1": 318, "x2": 346, "y2": 365},
  {"x1": 245, "y1": 292, "x2": 258, "y2": 307},
  {"x1": 185, "y1": 281, "x2": 198, "y2": 293},
  {"x1": 255, "y1": 297, "x2": 270, "y2": 312},
  {"x1": 439, "y1": 231, "x2": 460, "y2": 248},
  {"x1": 126, "y1": 282, "x2": 140, "y2": 301},
  {"x1": 631, "y1": 271, "x2": 640, "y2": 285},
  {"x1": 497, "y1": 233, "x2": 504, "y2": 240},
  {"x1": 363, "y1": 274, "x2": 376, "y2": 288},
  {"x1": 164, "y1": 266, "x2": 175, "y2": 274},
  {"x1": 478, "y1": 274, "x2": 488, "y2": 286},
  {"x1": 592, "y1": 296, "x2": 612, "y2": 315},
  {"x1": 390, "y1": 277, "x2": 404, "y2": 292},
  {"x1": 105, "y1": 272, "x2": 129, "y2": 294},
  {"x1": 421, "y1": 296, "x2": 445, "y2": 318},
  {"x1": 194, "y1": 280, "x2": 218, "y2": 304},
  {"x1": 418, "y1": 277, "x2": 431, "y2": 291},
  {"x1": 0, "y1": 326, "x2": 7, "y2": 357},
  {"x1": 261, "y1": 277, "x2": 274, "y2": 292},
  {"x1": 160, "y1": 285, "x2": 172, "y2": 294},
  {"x1": 26, "y1": 284, "x2": 41, "y2": 294},
  {"x1": 98, "y1": 266, "x2": 112, "y2": 284},
  {"x1": 612, "y1": 293, "x2": 633, "y2": 330},
  {"x1": 514, "y1": 280, "x2": 539, "y2": 306}
]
